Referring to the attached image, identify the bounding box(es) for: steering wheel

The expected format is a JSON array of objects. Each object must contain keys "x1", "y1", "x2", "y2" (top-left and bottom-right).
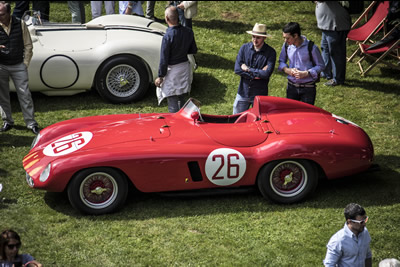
[{"x1": 234, "y1": 112, "x2": 248, "y2": 123}]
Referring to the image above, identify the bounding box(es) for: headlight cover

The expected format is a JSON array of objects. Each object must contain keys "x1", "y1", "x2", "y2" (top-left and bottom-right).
[
  {"x1": 332, "y1": 114, "x2": 359, "y2": 128},
  {"x1": 31, "y1": 133, "x2": 41, "y2": 149},
  {"x1": 39, "y1": 163, "x2": 51, "y2": 182}
]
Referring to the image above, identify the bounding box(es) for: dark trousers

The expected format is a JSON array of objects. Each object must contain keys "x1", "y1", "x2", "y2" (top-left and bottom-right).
[{"x1": 287, "y1": 83, "x2": 316, "y2": 105}]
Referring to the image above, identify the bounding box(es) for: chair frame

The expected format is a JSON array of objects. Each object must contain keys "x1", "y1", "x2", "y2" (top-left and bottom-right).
[
  {"x1": 347, "y1": 1, "x2": 389, "y2": 62},
  {"x1": 356, "y1": 23, "x2": 400, "y2": 76}
]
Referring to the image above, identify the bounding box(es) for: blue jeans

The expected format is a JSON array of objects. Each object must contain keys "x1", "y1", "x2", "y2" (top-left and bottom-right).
[
  {"x1": 286, "y1": 83, "x2": 316, "y2": 105},
  {"x1": 320, "y1": 30, "x2": 348, "y2": 84},
  {"x1": 167, "y1": 94, "x2": 187, "y2": 113},
  {"x1": 232, "y1": 94, "x2": 254, "y2": 114}
]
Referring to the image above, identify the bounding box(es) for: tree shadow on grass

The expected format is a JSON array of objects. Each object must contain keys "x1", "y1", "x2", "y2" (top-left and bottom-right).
[
  {"x1": 196, "y1": 52, "x2": 235, "y2": 70},
  {"x1": 194, "y1": 19, "x2": 253, "y2": 34},
  {"x1": 344, "y1": 79, "x2": 400, "y2": 95},
  {"x1": 43, "y1": 155, "x2": 400, "y2": 219},
  {"x1": 0, "y1": 132, "x2": 35, "y2": 148}
]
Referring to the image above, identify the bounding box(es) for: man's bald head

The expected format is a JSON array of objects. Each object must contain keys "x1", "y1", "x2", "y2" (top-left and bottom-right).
[{"x1": 165, "y1": 6, "x2": 179, "y2": 25}]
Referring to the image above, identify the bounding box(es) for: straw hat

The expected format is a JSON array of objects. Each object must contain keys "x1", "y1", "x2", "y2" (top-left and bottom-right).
[{"x1": 246, "y1": 23, "x2": 270, "y2": 37}]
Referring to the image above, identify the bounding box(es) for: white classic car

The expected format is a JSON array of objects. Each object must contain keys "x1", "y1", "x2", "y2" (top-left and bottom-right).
[{"x1": 11, "y1": 14, "x2": 196, "y2": 104}]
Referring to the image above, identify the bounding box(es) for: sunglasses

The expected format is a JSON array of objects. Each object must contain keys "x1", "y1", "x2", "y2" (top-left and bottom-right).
[
  {"x1": 350, "y1": 216, "x2": 369, "y2": 224},
  {"x1": 7, "y1": 243, "x2": 21, "y2": 250}
]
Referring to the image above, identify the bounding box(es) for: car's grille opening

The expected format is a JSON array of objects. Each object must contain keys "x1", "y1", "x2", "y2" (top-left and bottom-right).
[{"x1": 188, "y1": 161, "x2": 203, "y2": 182}]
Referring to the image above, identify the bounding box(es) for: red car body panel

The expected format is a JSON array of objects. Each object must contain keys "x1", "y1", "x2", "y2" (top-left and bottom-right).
[{"x1": 23, "y1": 96, "x2": 374, "y2": 195}]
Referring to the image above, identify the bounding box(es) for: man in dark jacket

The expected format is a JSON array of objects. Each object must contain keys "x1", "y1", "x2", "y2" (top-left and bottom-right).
[{"x1": 0, "y1": 1, "x2": 39, "y2": 134}]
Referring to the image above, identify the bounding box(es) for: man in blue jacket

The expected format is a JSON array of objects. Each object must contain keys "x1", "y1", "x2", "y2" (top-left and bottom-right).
[{"x1": 233, "y1": 23, "x2": 276, "y2": 114}]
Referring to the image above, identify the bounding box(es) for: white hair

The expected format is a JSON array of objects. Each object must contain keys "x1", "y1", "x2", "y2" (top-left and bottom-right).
[{"x1": 379, "y1": 259, "x2": 400, "y2": 267}]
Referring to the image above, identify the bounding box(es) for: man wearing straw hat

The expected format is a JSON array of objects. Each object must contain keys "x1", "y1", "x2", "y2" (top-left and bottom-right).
[{"x1": 233, "y1": 23, "x2": 276, "y2": 114}]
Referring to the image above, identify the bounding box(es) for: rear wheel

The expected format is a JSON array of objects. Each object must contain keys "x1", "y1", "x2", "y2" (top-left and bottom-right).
[
  {"x1": 95, "y1": 56, "x2": 149, "y2": 103},
  {"x1": 257, "y1": 160, "x2": 317, "y2": 204},
  {"x1": 67, "y1": 168, "x2": 128, "y2": 215}
]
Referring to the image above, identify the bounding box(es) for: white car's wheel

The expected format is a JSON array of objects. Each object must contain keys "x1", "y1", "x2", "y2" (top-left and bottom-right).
[
  {"x1": 95, "y1": 56, "x2": 149, "y2": 103},
  {"x1": 257, "y1": 160, "x2": 317, "y2": 204},
  {"x1": 67, "y1": 168, "x2": 128, "y2": 215}
]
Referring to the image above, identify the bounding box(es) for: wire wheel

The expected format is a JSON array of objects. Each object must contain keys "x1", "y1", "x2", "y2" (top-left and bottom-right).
[
  {"x1": 269, "y1": 161, "x2": 307, "y2": 198},
  {"x1": 257, "y1": 160, "x2": 317, "y2": 204},
  {"x1": 68, "y1": 168, "x2": 128, "y2": 214},
  {"x1": 79, "y1": 172, "x2": 118, "y2": 209},
  {"x1": 106, "y1": 64, "x2": 140, "y2": 98}
]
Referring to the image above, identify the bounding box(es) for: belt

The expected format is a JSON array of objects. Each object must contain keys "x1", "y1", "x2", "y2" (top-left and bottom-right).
[{"x1": 288, "y1": 80, "x2": 316, "y2": 88}]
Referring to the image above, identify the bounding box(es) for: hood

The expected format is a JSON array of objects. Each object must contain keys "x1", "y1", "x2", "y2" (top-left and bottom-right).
[{"x1": 37, "y1": 115, "x2": 170, "y2": 157}]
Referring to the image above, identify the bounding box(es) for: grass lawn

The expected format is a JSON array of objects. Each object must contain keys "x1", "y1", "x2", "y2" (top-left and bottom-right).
[{"x1": 1, "y1": 1, "x2": 400, "y2": 266}]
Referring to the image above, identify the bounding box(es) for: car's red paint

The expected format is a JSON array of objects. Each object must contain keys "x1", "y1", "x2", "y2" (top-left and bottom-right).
[{"x1": 23, "y1": 96, "x2": 374, "y2": 213}]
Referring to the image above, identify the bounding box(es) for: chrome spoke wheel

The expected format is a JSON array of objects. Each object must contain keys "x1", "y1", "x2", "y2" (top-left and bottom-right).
[
  {"x1": 270, "y1": 161, "x2": 307, "y2": 197},
  {"x1": 106, "y1": 64, "x2": 140, "y2": 98},
  {"x1": 79, "y1": 172, "x2": 118, "y2": 209}
]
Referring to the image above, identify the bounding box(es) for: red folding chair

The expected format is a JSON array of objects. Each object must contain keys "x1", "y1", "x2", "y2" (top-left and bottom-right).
[
  {"x1": 347, "y1": 1, "x2": 390, "y2": 62},
  {"x1": 356, "y1": 24, "x2": 400, "y2": 76}
]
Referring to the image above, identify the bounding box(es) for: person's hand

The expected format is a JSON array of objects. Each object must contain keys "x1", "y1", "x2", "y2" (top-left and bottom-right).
[
  {"x1": 177, "y1": 3, "x2": 185, "y2": 10},
  {"x1": 25, "y1": 260, "x2": 43, "y2": 267},
  {"x1": 155, "y1": 77, "x2": 163, "y2": 87},
  {"x1": 124, "y1": 4, "x2": 133, "y2": 15},
  {"x1": 0, "y1": 45, "x2": 5, "y2": 49},
  {"x1": 241, "y1": 64, "x2": 249, "y2": 72},
  {"x1": 293, "y1": 69, "x2": 308, "y2": 79},
  {"x1": 283, "y1": 67, "x2": 296, "y2": 76},
  {"x1": 262, "y1": 65, "x2": 268, "y2": 71}
]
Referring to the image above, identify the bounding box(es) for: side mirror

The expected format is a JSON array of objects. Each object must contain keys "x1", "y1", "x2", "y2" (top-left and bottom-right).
[{"x1": 191, "y1": 111, "x2": 200, "y2": 122}]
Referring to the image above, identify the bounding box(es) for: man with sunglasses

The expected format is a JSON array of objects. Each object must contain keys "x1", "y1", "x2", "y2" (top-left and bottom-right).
[
  {"x1": 324, "y1": 203, "x2": 372, "y2": 267},
  {"x1": 232, "y1": 23, "x2": 276, "y2": 114}
]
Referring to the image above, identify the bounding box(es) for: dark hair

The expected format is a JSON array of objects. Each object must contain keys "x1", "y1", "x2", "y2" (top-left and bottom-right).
[
  {"x1": 283, "y1": 22, "x2": 301, "y2": 37},
  {"x1": 0, "y1": 229, "x2": 21, "y2": 260},
  {"x1": 344, "y1": 203, "x2": 366, "y2": 220},
  {"x1": 0, "y1": 1, "x2": 11, "y2": 14}
]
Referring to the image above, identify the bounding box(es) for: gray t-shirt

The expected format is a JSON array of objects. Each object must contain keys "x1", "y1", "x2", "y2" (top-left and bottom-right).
[{"x1": 315, "y1": 1, "x2": 351, "y2": 31}]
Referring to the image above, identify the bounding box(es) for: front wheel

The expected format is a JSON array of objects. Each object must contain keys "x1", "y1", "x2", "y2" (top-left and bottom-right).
[
  {"x1": 257, "y1": 160, "x2": 317, "y2": 204},
  {"x1": 67, "y1": 168, "x2": 128, "y2": 215},
  {"x1": 95, "y1": 56, "x2": 149, "y2": 103}
]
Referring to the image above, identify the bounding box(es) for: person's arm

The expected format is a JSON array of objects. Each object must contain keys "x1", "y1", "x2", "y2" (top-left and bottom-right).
[
  {"x1": 21, "y1": 20, "x2": 33, "y2": 67},
  {"x1": 234, "y1": 45, "x2": 252, "y2": 79},
  {"x1": 278, "y1": 42, "x2": 296, "y2": 77},
  {"x1": 27, "y1": 260, "x2": 43, "y2": 267},
  {"x1": 308, "y1": 44, "x2": 325, "y2": 80},
  {"x1": 248, "y1": 47, "x2": 276, "y2": 80},
  {"x1": 188, "y1": 33, "x2": 197, "y2": 55},
  {"x1": 323, "y1": 238, "x2": 342, "y2": 267}
]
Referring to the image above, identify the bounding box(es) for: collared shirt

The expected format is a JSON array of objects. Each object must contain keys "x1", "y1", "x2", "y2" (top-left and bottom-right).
[
  {"x1": 158, "y1": 24, "x2": 197, "y2": 77},
  {"x1": 278, "y1": 36, "x2": 324, "y2": 84},
  {"x1": 234, "y1": 42, "x2": 276, "y2": 98},
  {"x1": 323, "y1": 223, "x2": 372, "y2": 267},
  {"x1": 0, "y1": 16, "x2": 33, "y2": 66}
]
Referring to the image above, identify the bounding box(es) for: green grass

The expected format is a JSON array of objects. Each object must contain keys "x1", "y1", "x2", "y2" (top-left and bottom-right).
[{"x1": 1, "y1": 1, "x2": 400, "y2": 266}]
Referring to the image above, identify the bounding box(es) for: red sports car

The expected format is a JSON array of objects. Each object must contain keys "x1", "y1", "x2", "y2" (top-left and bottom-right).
[{"x1": 23, "y1": 96, "x2": 374, "y2": 214}]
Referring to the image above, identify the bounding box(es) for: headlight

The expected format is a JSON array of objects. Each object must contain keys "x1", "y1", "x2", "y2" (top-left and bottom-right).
[
  {"x1": 26, "y1": 173, "x2": 34, "y2": 187},
  {"x1": 39, "y1": 163, "x2": 51, "y2": 182},
  {"x1": 31, "y1": 133, "x2": 41, "y2": 149}
]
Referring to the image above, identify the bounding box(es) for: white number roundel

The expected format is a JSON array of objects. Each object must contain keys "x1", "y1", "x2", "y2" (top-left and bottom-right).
[
  {"x1": 43, "y1": 131, "x2": 93, "y2": 157},
  {"x1": 205, "y1": 148, "x2": 246, "y2": 186}
]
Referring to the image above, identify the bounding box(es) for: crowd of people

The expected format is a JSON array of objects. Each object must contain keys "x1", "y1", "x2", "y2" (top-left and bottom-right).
[
  {"x1": 0, "y1": 2, "x2": 399, "y2": 265},
  {"x1": 0, "y1": 1, "x2": 370, "y2": 134}
]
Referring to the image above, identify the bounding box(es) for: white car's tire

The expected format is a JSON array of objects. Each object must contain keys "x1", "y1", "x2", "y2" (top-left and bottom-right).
[
  {"x1": 95, "y1": 56, "x2": 149, "y2": 103},
  {"x1": 67, "y1": 168, "x2": 128, "y2": 215}
]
